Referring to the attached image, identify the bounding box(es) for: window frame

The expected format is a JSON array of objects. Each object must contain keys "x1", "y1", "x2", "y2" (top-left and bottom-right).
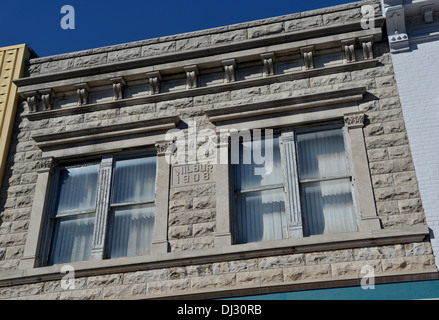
[
  {"x1": 43, "y1": 161, "x2": 101, "y2": 266},
  {"x1": 230, "y1": 122, "x2": 362, "y2": 244},
  {"x1": 40, "y1": 150, "x2": 158, "y2": 266},
  {"x1": 231, "y1": 133, "x2": 288, "y2": 244},
  {"x1": 105, "y1": 152, "x2": 158, "y2": 259}
]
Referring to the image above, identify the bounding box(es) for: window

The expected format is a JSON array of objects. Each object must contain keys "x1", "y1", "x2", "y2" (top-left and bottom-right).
[
  {"x1": 231, "y1": 125, "x2": 357, "y2": 244},
  {"x1": 232, "y1": 135, "x2": 287, "y2": 244},
  {"x1": 296, "y1": 128, "x2": 357, "y2": 236},
  {"x1": 48, "y1": 163, "x2": 99, "y2": 265},
  {"x1": 107, "y1": 156, "x2": 157, "y2": 258},
  {"x1": 44, "y1": 153, "x2": 157, "y2": 265}
]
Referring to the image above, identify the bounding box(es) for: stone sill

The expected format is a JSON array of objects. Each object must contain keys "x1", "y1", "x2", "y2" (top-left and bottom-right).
[{"x1": 0, "y1": 225, "x2": 430, "y2": 288}]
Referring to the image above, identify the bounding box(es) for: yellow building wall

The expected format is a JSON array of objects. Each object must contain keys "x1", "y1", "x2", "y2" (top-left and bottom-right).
[{"x1": 0, "y1": 44, "x2": 31, "y2": 190}]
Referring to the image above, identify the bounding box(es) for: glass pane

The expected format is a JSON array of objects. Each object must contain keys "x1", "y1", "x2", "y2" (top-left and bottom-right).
[
  {"x1": 235, "y1": 136, "x2": 283, "y2": 191},
  {"x1": 112, "y1": 156, "x2": 157, "y2": 204},
  {"x1": 107, "y1": 205, "x2": 155, "y2": 258},
  {"x1": 300, "y1": 179, "x2": 357, "y2": 236},
  {"x1": 49, "y1": 215, "x2": 95, "y2": 265},
  {"x1": 297, "y1": 128, "x2": 348, "y2": 180},
  {"x1": 234, "y1": 188, "x2": 287, "y2": 244},
  {"x1": 55, "y1": 164, "x2": 99, "y2": 215}
]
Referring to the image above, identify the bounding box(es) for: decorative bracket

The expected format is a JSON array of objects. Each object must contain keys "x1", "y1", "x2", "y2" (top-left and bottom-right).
[
  {"x1": 147, "y1": 71, "x2": 161, "y2": 95},
  {"x1": 110, "y1": 77, "x2": 126, "y2": 100},
  {"x1": 421, "y1": 5, "x2": 434, "y2": 23},
  {"x1": 359, "y1": 36, "x2": 374, "y2": 60},
  {"x1": 74, "y1": 83, "x2": 90, "y2": 106},
  {"x1": 300, "y1": 46, "x2": 315, "y2": 70},
  {"x1": 39, "y1": 89, "x2": 55, "y2": 111},
  {"x1": 155, "y1": 140, "x2": 174, "y2": 157},
  {"x1": 260, "y1": 53, "x2": 275, "y2": 76},
  {"x1": 344, "y1": 112, "x2": 365, "y2": 129},
  {"x1": 184, "y1": 65, "x2": 199, "y2": 89},
  {"x1": 36, "y1": 156, "x2": 58, "y2": 174},
  {"x1": 382, "y1": 2, "x2": 409, "y2": 52},
  {"x1": 221, "y1": 59, "x2": 236, "y2": 83},
  {"x1": 23, "y1": 91, "x2": 41, "y2": 113},
  {"x1": 341, "y1": 39, "x2": 356, "y2": 63}
]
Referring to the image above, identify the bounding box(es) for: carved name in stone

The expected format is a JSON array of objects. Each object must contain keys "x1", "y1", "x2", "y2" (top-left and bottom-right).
[{"x1": 172, "y1": 163, "x2": 214, "y2": 187}]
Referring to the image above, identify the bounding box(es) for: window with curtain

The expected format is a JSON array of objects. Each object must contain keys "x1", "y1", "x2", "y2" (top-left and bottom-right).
[
  {"x1": 49, "y1": 163, "x2": 99, "y2": 265},
  {"x1": 233, "y1": 135, "x2": 288, "y2": 244},
  {"x1": 106, "y1": 156, "x2": 157, "y2": 258},
  {"x1": 46, "y1": 153, "x2": 157, "y2": 266},
  {"x1": 296, "y1": 128, "x2": 357, "y2": 236},
  {"x1": 231, "y1": 126, "x2": 357, "y2": 244}
]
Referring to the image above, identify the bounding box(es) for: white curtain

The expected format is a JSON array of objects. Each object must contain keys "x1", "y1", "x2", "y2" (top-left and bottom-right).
[
  {"x1": 296, "y1": 129, "x2": 348, "y2": 180},
  {"x1": 49, "y1": 164, "x2": 99, "y2": 265},
  {"x1": 55, "y1": 164, "x2": 99, "y2": 214},
  {"x1": 300, "y1": 179, "x2": 357, "y2": 236},
  {"x1": 107, "y1": 205, "x2": 155, "y2": 258},
  {"x1": 235, "y1": 189, "x2": 287, "y2": 244},
  {"x1": 297, "y1": 129, "x2": 357, "y2": 236},
  {"x1": 107, "y1": 156, "x2": 157, "y2": 258},
  {"x1": 235, "y1": 136, "x2": 283, "y2": 190},
  {"x1": 234, "y1": 136, "x2": 287, "y2": 244},
  {"x1": 112, "y1": 156, "x2": 156, "y2": 204},
  {"x1": 49, "y1": 215, "x2": 95, "y2": 265}
]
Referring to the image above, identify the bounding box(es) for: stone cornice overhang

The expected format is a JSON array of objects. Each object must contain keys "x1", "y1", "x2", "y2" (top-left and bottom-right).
[
  {"x1": 0, "y1": 225, "x2": 431, "y2": 290},
  {"x1": 13, "y1": 18, "x2": 385, "y2": 92},
  {"x1": 21, "y1": 59, "x2": 379, "y2": 122}
]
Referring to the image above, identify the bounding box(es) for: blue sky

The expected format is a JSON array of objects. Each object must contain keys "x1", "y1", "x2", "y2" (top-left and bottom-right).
[{"x1": 1, "y1": 0, "x2": 355, "y2": 58}]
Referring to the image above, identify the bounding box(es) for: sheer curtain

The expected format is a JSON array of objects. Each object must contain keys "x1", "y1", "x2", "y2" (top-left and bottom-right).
[
  {"x1": 107, "y1": 156, "x2": 157, "y2": 258},
  {"x1": 107, "y1": 205, "x2": 155, "y2": 258},
  {"x1": 49, "y1": 164, "x2": 99, "y2": 265},
  {"x1": 234, "y1": 136, "x2": 287, "y2": 244},
  {"x1": 296, "y1": 129, "x2": 357, "y2": 236},
  {"x1": 112, "y1": 157, "x2": 156, "y2": 204}
]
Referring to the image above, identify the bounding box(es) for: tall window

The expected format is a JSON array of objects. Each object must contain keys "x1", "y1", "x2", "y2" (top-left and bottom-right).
[
  {"x1": 233, "y1": 136, "x2": 287, "y2": 244},
  {"x1": 46, "y1": 153, "x2": 157, "y2": 265},
  {"x1": 107, "y1": 156, "x2": 156, "y2": 258},
  {"x1": 232, "y1": 125, "x2": 357, "y2": 244},
  {"x1": 49, "y1": 163, "x2": 99, "y2": 265},
  {"x1": 296, "y1": 128, "x2": 357, "y2": 236}
]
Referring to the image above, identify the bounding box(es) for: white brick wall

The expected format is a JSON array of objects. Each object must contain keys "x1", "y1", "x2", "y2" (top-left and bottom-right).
[{"x1": 391, "y1": 39, "x2": 439, "y2": 268}]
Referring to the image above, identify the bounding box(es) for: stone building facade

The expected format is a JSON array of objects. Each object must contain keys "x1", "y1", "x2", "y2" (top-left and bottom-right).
[{"x1": 0, "y1": 0, "x2": 438, "y2": 299}]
